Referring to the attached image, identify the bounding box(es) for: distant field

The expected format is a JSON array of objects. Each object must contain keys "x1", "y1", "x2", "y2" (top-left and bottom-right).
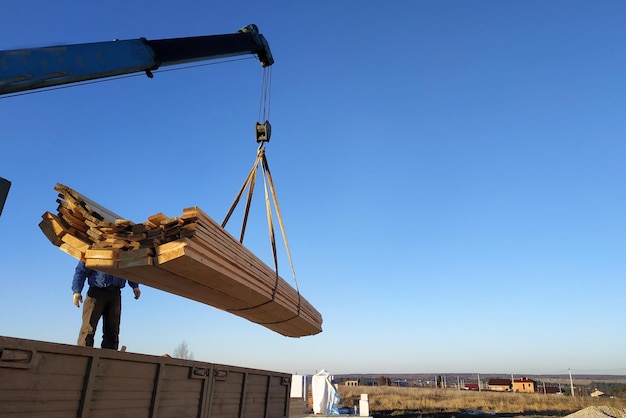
[{"x1": 337, "y1": 386, "x2": 626, "y2": 418}]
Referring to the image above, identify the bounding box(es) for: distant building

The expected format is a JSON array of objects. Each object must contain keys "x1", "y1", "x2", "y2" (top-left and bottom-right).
[
  {"x1": 590, "y1": 390, "x2": 605, "y2": 397},
  {"x1": 488, "y1": 378, "x2": 511, "y2": 391},
  {"x1": 513, "y1": 377, "x2": 536, "y2": 393},
  {"x1": 464, "y1": 383, "x2": 479, "y2": 391},
  {"x1": 344, "y1": 380, "x2": 358, "y2": 387},
  {"x1": 543, "y1": 386, "x2": 562, "y2": 395}
]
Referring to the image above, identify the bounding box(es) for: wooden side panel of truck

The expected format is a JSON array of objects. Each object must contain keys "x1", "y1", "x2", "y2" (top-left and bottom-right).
[{"x1": 0, "y1": 336, "x2": 291, "y2": 418}]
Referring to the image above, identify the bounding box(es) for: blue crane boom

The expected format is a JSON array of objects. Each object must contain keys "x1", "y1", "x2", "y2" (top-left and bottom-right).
[{"x1": 0, "y1": 24, "x2": 273, "y2": 96}]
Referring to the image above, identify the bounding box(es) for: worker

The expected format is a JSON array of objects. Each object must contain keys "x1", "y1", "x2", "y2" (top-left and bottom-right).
[{"x1": 71, "y1": 261, "x2": 141, "y2": 350}]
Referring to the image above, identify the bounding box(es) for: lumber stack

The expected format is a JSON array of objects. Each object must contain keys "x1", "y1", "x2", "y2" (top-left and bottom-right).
[{"x1": 39, "y1": 183, "x2": 322, "y2": 338}]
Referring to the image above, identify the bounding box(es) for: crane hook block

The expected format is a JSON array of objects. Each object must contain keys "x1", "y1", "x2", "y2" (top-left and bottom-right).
[{"x1": 256, "y1": 121, "x2": 271, "y2": 143}]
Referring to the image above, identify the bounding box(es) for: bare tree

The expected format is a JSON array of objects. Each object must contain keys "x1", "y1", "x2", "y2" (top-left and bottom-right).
[{"x1": 173, "y1": 341, "x2": 194, "y2": 359}]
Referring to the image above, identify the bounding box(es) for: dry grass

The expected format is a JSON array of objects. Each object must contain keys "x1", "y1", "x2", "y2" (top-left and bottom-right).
[{"x1": 338, "y1": 386, "x2": 626, "y2": 417}]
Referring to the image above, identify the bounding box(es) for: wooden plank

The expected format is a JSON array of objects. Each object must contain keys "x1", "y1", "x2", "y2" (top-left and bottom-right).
[
  {"x1": 85, "y1": 249, "x2": 117, "y2": 260},
  {"x1": 156, "y1": 243, "x2": 271, "y2": 308},
  {"x1": 39, "y1": 213, "x2": 65, "y2": 246},
  {"x1": 59, "y1": 243, "x2": 85, "y2": 261},
  {"x1": 158, "y1": 239, "x2": 271, "y2": 298},
  {"x1": 118, "y1": 247, "x2": 154, "y2": 261},
  {"x1": 55, "y1": 183, "x2": 125, "y2": 223}
]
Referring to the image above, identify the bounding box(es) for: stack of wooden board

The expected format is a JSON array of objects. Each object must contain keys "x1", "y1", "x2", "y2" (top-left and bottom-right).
[{"x1": 39, "y1": 183, "x2": 322, "y2": 338}]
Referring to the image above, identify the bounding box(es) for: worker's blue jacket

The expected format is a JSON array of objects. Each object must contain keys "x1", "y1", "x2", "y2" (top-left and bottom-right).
[{"x1": 72, "y1": 261, "x2": 139, "y2": 294}]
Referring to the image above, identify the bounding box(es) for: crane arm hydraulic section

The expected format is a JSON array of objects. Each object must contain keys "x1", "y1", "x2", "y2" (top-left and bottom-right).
[{"x1": 0, "y1": 24, "x2": 273, "y2": 96}]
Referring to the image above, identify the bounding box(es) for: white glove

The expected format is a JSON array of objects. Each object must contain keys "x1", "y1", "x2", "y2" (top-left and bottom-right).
[{"x1": 73, "y1": 293, "x2": 83, "y2": 308}]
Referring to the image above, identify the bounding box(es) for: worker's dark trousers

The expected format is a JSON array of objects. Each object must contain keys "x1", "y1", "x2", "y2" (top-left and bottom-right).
[{"x1": 78, "y1": 287, "x2": 122, "y2": 350}]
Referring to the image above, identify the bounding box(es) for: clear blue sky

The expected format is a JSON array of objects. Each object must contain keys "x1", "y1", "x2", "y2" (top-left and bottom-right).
[{"x1": 1, "y1": 1, "x2": 625, "y2": 377}]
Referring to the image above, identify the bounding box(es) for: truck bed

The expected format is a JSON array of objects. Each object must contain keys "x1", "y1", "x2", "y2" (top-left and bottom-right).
[{"x1": 0, "y1": 336, "x2": 291, "y2": 418}]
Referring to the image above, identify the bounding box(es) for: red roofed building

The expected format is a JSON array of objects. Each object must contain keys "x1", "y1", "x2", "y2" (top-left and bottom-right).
[{"x1": 488, "y1": 378, "x2": 511, "y2": 392}]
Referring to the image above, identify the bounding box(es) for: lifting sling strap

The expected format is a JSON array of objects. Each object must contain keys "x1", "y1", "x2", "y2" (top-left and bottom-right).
[{"x1": 221, "y1": 145, "x2": 301, "y2": 318}]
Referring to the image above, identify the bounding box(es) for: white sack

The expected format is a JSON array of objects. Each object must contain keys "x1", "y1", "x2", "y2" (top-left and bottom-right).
[{"x1": 312, "y1": 369, "x2": 340, "y2": 415}]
